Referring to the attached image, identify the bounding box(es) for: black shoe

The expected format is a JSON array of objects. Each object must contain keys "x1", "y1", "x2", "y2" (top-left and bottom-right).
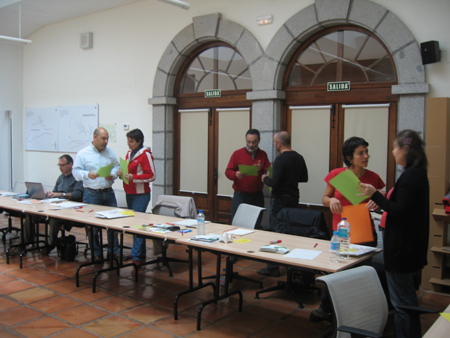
[
  {"x1": 93, "y1": 255, "x2": 103, "y2": 263},
  {"x1": 257, "y1": 267, "x2": 280, "y2": 277},
  {"x1": 230, "y1": 256, "x2": 238, "y2": 264},
  {"x1": 46, "y1": 245, "x2": 56, "y2": 255},
  {"x1": 309, "y1": 306, "x2": 331, "y2": 322}
]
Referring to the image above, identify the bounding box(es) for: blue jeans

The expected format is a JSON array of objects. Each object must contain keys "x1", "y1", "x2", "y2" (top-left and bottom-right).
[
  {"x1": 83, "y1": 188, "x2": 119, "y2": 257},
  {"x1": 126, "y1": 192, "x2": 150, "y2": 260},
  {"x1": 232, "y1": 191, "x2": 264, "y2": 229},
  {"x1": 386, "y1": 270, "x2": 418, "y2": 338}
]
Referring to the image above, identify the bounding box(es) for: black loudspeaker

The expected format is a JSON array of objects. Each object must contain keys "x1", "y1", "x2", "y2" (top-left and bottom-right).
[{"x1": 421, "y1": 41, "x2": 441, "y2": 65}]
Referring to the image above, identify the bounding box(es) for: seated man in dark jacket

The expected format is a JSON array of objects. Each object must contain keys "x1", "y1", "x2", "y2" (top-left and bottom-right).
[{"x1": 10, "y1": 154, "x2": 83, "y2": 256}]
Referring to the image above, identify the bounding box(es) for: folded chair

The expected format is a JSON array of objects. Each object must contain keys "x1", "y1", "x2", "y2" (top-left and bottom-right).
[{"x1": 150, "y1": 194, "x2": 196, "y2": 276}]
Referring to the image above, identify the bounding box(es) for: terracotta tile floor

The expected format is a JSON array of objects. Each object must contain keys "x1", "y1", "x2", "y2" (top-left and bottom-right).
[{"x1": 0, "y1": 213, "x2": 449, "y2": 337}]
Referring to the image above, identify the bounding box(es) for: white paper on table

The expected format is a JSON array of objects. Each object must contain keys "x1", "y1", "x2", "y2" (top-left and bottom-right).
[
  {"x1": 284, "y1": 248, "x2": 322, "y2": 260},
  {"x1": 44, "y1": 198, "x2": 67, "y2": 203},
  {"x1": 0, "y1": 192, "x2": 16, "y2": 197},
  {"x1": 95, "y1": 209, "x2": 133, "y2": 219},
  {"x1": 49, "y1": 202, "x2": 88, "y2": 209},
  {"x1": 173, "y1": 219, "x2": 211, "y2": 227},
  {"x1": 226, "y1": 229, "x2": 254, "y2": 236},
  {"x1": 16, "y1": 199, "x2": 42, "y2": 205}
]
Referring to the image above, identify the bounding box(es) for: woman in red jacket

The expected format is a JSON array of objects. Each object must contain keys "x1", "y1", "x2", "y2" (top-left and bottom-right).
[{"x1": 118, "y1": 129, "x2": 156, "y2": 265}]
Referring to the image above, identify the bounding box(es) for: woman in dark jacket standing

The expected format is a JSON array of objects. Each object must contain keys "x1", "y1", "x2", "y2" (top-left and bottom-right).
[{"x1": 358, "y1": 129, "x2": 429, "y2": 338}]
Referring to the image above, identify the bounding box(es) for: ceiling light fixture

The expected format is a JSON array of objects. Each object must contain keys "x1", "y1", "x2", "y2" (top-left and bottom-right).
[
  {"x1": 256, "y1": 14, "x2": 273, "y2": 26},
  {"x1": 156, "y1": 0, "x2": 190, "y2": 10},
  {"x1": 0, "y1": 2, "x2": 32, "y2": 45}
]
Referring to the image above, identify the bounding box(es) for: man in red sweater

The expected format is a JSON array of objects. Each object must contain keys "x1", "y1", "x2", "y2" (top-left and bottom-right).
[{"x1": 225, "y1": 129, "x2": 271, "y2": 229}]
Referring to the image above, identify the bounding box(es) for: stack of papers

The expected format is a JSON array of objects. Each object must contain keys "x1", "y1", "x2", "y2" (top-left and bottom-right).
[
  {"x1": 259, "y1": 244, "x2": 290, "y2": 254},
  {"x1": 95, "y1": 209, "x2": 134, "y2": 219},
  {"x1": 348, "y1": 244, "x2": 379, "y2": 256},
  {"x1": 189, "y1": 234, "x2": 221, "y2": 244}
]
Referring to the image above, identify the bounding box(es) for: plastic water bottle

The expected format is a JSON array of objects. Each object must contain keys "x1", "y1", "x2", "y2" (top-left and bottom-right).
[
  {"x1": 330, "y1": 231, "x2": 340, "y2": 263},
  {"x1": 337, "y1": 217, "x2": 351, "y2": 259},
  {"x1": 197, "y1": 210, "x2": 205, "y2": 236}
]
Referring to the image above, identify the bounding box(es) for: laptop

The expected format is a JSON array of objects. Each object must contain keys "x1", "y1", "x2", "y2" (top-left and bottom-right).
[{"x1": 25, "y1": 182, "x2": 47, "y2": 200}]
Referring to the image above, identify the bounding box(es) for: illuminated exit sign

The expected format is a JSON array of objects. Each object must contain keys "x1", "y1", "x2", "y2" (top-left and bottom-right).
[
  {"x1": 327, "y1": 81, "x2": 350, "y2": 92},
  {"x1": 204, "y1": 89, "x2": 221, "y2": 98}
]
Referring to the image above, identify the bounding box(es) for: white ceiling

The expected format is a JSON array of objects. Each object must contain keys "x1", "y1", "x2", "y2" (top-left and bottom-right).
[{"x1": 0, "y1": 0, "x2": 144, "y2": 39}]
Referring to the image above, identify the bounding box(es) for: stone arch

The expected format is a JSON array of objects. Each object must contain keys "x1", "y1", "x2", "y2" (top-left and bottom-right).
[
  {"x1": 259, "y1": 0, "x2": 428, "y2": 133},
  {"x1": 148, "y1": 13, "x2": 264, "y2": 198}
]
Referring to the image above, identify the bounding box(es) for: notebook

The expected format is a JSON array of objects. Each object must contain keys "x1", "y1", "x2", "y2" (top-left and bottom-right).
[{"x1": 25, "y1": 182, "x2": 47, "y2": 200}]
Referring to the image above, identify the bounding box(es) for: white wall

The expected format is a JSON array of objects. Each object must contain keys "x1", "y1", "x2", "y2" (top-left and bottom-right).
[
  {"x1": 0, "y1": 41, "x2": 23, "y2": 192},
  {"x1": 18, "y1": 0, "x2": 450, "y2": 202}
]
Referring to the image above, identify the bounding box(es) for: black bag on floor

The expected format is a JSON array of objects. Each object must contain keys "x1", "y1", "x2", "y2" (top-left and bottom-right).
[{"x1": 56, "y1": 235, "x2": 77, "y2": 262}]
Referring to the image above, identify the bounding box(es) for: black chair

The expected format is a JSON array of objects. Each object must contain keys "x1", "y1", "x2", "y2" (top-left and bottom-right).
[{"x1": 255, "y1": 208, "x2": 329, "y2": 308}]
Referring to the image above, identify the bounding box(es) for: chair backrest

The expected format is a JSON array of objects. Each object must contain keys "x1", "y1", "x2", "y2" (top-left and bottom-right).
[
  {"x1": 152, "y1": 194, "x2": 197, "y2": 219},
  {"x1": 232, "y1": 203, "x2": 265, "y2": 229},
  {"x1": 317, "y1": 266, "x2": 388, "y2": 338}
]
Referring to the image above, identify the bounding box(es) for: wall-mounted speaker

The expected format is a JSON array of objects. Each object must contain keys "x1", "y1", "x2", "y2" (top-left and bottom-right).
[
  {"x1": 421, "y1": 40, "x2": 440, "y2": 65},
  {"x1": 80, "y1": 32, "x2": 93, "y2": 49}
]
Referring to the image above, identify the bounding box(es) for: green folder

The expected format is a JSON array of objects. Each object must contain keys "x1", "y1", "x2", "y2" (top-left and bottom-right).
[
  {"x1": 120, "y1": 157, "x2": 129, "y2": 185},
  {"x1": 238, "y1": 164, "x2": 258, "y2": 176},
  {"x1": 96, "y1": 163, "x2": 114, "y2": 178},
  {"x1": 328, "y1": 170, "x2": 367, "y2": 205}
]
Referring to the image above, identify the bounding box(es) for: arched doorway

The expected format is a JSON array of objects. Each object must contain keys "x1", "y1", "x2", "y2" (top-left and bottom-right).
[
  {"x1": 283, "y1": 26, "x2": 398, "y2": 229},
  {"x1": 174, "y1": 42, "x2": 253, "y2": 223}
]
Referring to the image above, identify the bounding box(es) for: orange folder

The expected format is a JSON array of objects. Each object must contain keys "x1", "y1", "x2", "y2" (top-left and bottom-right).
[{"x1": 341, "y1": 203, "x2": 374, "y2": 244}]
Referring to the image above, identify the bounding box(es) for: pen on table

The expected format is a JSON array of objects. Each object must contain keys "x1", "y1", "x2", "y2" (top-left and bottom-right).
[
  {"x1": 314, "y1": 243, "x2": 318, "y2": 248},
  {"x1": 166, "y1": 223, "x2": 175, "y2": 226},
  {"x1": 269, "y1": 240, "x2": 282, "y2": 244},
  {"x1": 223, "y1": 227, "x2": 239, "y2": 232},
  {"x1": 182, "y1": 229, "x2": 184, "y2": 236},
  {"x1": 89, "y1": 210, "x2": 94, "y2": 213},
  {"x1": 143, "y1": 223, "x2": 153, "y2": 226},
  {"x1": 75, "y1": 209, "x2": 84, "y2": 213}
]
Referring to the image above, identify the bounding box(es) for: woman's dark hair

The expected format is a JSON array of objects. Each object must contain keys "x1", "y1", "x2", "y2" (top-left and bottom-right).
[
  {"x1": 395, "y1": 129, "x2": 428, "y2": 171},
  {"x1": 126, "y1": 128, "x2": 144, "y2": 145},
  {"x1": 342, "y1": 137, "x2": 369, "y2": 167}
]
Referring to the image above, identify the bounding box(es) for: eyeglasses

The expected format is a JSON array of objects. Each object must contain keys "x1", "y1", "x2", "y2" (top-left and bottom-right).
[{"x1": 57, "y1": 163, "x2": 69, "y2": 167}]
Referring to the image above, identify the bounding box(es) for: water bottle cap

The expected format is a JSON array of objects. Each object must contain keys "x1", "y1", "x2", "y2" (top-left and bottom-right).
[
  {"x1": 342, "y1": 217, "x2": 347, "y2": 220},
  {"x1": 199, "y1": 210, "x2": 203, "y2": 213},
  {"x1": 333, "y1": 231, "x2": 338, "y2": 235}
]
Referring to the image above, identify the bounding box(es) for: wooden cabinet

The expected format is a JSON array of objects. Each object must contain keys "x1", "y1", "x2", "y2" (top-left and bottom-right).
[{"x1": 422, "y1": 97, "x2": 450, "y2": 291}]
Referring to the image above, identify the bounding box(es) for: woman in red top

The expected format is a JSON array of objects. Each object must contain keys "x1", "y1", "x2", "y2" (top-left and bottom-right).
[
  {"x1": 118, "y1": 129, "x2": 156, "y2": 265},
  {"x1": 310, "y1": 136, "x2": 385, "y2": 322},
  {"x1": 323, "y1": 136, "x2": 385, "y2": 239}
]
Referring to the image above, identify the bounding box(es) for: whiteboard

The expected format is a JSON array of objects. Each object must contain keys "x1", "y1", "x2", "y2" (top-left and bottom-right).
[{"x1": 24, "y1": 104, "x2": 98, "y2": 152}]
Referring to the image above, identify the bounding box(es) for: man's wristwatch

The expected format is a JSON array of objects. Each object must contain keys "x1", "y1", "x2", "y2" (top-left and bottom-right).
[{"x1": 62, "y1": 193, "x2": 67, "y2": 197}]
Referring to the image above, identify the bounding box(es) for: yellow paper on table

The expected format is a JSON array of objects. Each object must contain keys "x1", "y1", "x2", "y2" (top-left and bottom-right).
[
  {"x1": 329, "y1": 169, "x2": 367, "y2": 205},
  {"x1": 441, "y1": 312, "x2": 450, "y2": 323},
  {"x1": 341, "y1": 203, "x2": 373, "y2": 244},
  {"x1": 120, "y1": 157, "x2": 129, "y2": 185},
  {"x1": 234, "y1": 238, "x2": 252, "y2": 243},
  {"x1": 238, "y1": 164, "x2": 258, "y2": 176},
  {"x1": 97, "y1": 163, "x2": 114, "y2": 178},
  {"x1": 120, "y1": 210, "x2": 134, "y2": 216}
]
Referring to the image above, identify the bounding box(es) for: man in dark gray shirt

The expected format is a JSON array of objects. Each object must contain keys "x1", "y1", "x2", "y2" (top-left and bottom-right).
[{"x1": 10, "y1": 154, "x2": 83, "y2": 255}]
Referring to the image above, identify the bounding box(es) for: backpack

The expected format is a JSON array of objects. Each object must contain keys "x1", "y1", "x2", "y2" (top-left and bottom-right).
[{"x1": 56, "y1": 235, "x2": 77, "y2": 262}]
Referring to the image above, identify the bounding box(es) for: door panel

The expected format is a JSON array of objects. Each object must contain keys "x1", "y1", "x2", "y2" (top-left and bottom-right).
[
  {"x1": 343, "y1": 104, "x2": 389, "y2": 185},
  {"x1": 179, "y1": 109, "x2": 209, "y2": 193},
  {"x1": 217, "y1": 108, "x2": 250, "y2": 197},
  {"x1": 215, "y1": 108, "x2": 250, "y2": 222},
  {"x1": 290, "y1": 106, "x2": 331, "y2": 205},
  {"x1": 178, "y1": 107, "x2": 250, "y2": 223}
]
